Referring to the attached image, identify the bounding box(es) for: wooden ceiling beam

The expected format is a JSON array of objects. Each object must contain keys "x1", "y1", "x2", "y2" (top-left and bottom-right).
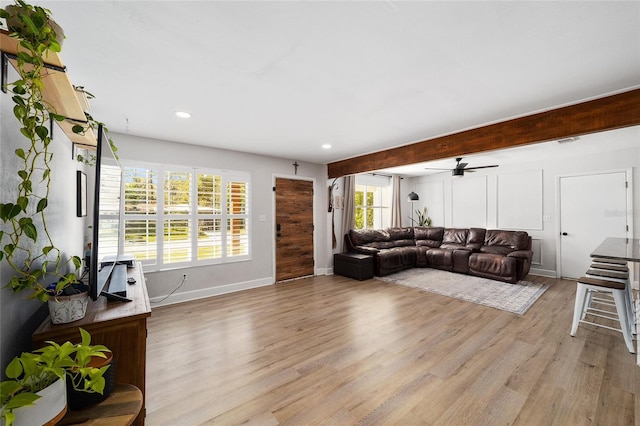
[{"x1": 327, "y1": 88, "x2": 640, "y2": 179}]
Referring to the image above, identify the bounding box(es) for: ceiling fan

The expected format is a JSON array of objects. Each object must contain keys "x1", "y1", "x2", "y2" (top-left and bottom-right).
[{"x1": 425, "y1": 157, "x2": 499, "y2": 176}]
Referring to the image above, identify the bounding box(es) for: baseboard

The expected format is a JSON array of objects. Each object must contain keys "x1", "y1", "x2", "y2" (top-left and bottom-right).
[
  {"x1": 529, "y1": 268, "x2": 557, "y2": 278},
  {"x1": 149, "y1": 277, "x2": 274, "y2": 307}
]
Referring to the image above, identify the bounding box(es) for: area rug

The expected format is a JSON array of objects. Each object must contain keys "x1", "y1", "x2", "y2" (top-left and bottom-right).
[{"x1": 377, "y1": 268, "x2": 549, "y2": 314}]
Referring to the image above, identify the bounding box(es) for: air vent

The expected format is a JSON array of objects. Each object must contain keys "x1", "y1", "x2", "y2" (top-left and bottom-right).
[{"x1": 557, "y1": 136, "x2": 580, "y2": 144}]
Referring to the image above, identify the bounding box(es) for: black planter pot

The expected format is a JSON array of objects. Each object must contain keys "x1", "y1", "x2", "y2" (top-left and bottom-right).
[{"x1": 67, "y1": 353, "x2": 115, "y2": 410}]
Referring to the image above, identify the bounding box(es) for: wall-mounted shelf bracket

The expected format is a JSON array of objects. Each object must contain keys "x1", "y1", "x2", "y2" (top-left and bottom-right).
[{"x1": 1, "y1": 51, "x2": 7, "y2": 94}]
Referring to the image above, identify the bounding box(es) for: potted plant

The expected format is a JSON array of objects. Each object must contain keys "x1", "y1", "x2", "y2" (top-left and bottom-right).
[
  {"x1": 0, "y1": 0, "x2": 84, "y2": 305},
  {"x1": 0, "y1": 328, "x2": 111, "y2": 426},
  {"x1": 46, "y1": 279, "x2": 90, "y2": 324},
  {"x1": 410, "y1": 207, "x2": 432, "y2": 227}
]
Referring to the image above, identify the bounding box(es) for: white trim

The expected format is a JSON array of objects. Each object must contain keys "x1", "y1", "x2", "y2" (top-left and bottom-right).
[
  {"x1": 529, "y1": 268, "x2": 557, "y2": 278},
  {"x1": 149, "y1": 277, "x2": 273, "y2": 307}
]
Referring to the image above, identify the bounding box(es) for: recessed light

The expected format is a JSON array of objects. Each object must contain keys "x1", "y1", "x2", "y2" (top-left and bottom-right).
[
  {"x1": 322, "y1": 144, "x2": 332, "y2": 149},
  {"x1": 176, "y1": 111, "x2": 191, "y2": 118}
]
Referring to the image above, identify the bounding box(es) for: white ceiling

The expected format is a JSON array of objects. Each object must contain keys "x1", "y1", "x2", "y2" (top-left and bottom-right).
[{"x1": 5, "y1": 1, "x2": 640, "y2": 168}]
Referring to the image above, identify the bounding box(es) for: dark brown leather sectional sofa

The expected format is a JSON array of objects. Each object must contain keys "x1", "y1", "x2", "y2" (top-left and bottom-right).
[{"x1": 344, "y1": 227, "x2": 533, "y2": 283}]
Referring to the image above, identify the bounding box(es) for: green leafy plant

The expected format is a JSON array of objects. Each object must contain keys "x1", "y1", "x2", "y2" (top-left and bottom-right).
[
  {"x1": 0, "y1": 1, "x2": 82, "y2": 301},
  {"x1": 0, "y1": 328, "x2": 111, "y2": 426},
  {"x1": 409, "y1": 206, "x2": 432, "y2": 227},
  {"x1": 74, "y1": 113, "x2": 118, "y2": 166}
]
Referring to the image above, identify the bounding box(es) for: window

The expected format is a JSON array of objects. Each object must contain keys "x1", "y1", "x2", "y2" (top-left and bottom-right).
[
  {"x1": 354, "y1": 175, "x2": 390, "y2": 229},
  {"x1": 114, "y1": 164, "x2": 250, "y2": 270}
]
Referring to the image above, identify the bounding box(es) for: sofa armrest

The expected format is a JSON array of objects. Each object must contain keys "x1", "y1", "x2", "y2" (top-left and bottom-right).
[
  {"x1": 507, "y1": 250, "x2": 533, "y2": 279},
  {"x1": 344, "y1": 232, "x2": 379, "y2": 256},
  {"x1": 507, "y1": 250, "x2": 532, "y2": 260},
  {"x1": 351, "y1": 246, "x2": 379, "y2": 256}
]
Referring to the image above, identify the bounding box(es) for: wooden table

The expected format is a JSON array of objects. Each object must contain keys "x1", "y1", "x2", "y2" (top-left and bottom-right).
[
  {"x1": 590, "y1": 237, "x2": 640, "y2": 262},
  {"x1": 33, "y1": 263, "x2": 151, "y2": 425},
  {"x1": 590, "y1": 237, "x2": 640, "y2": 363},
  {"x1": 59, "y1": 384, "x2": 143, "y2": 426}
]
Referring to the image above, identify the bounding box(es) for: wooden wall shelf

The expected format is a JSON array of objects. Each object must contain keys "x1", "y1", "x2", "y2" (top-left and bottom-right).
[{"x1": 0, "y1": 29, "x2": 97, "y2": 148}]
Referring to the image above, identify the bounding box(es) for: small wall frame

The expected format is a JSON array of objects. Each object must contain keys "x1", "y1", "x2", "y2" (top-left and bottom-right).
[{"x1": 77, "y1": 170, "x2": 87, "y2": 217}]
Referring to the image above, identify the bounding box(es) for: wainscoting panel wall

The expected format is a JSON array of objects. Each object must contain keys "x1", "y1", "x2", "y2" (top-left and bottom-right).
[
  {"x1": 531, "y1": 238, "x2": 542, "y2": 266},
  {"x1": 497, "y1": 169, "x2": 543, "y2": 230},
  {"x1": 415, "y1": 180, "x2": 445, "y2": 227},
  {"x1": 452, "y1": 176, "x2": 487, "y2": 228}
]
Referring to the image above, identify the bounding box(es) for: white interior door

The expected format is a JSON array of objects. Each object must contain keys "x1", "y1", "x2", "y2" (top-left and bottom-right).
[{"x1": 559, "y1": 171, "x2": 628, "y2": 279}]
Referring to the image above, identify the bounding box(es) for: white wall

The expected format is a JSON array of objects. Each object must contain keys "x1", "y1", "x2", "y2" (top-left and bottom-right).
[
  {"x1": 1, "y1": 72, "x2": 86, "y2": 372},
  {"x1": 112, "y1": 133, "x2": 329, "y2": 305},
  {"x1": 407, "y1": 126, "x2": 640, "y2": 278}
]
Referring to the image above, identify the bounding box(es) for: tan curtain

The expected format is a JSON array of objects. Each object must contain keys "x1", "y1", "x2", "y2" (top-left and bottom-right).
[
  {"x1": 390, "y1": 174, "x2": 402, "y2": 227},
  {"x1": 341, "y1": 175, "x2": 355, "y2": 241}
]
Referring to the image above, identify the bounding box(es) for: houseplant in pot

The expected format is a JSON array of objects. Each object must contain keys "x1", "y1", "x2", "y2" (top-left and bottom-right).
[
  {"x1": 46, "y1": 279, "x2": 90, "y2": 324},
  {"x1": 0, "y1": 0, "x2": 85, "y2": 310},
  {"x1": 0, "y1": 328, "x2": 111, "y2": 426},
  {"x1": 409, "y1": 207, "x2": 432, "y2": 227}
]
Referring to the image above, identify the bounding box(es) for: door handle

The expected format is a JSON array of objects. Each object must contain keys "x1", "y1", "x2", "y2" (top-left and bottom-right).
[
  {"x1": 561, "y1": 232, "x2": 568, "y2": 236},
  {"x1": 276, "y1": 224, "x2": 281, "y2": 231}
]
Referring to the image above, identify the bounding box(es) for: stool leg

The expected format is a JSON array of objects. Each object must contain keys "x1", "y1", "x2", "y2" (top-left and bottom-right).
[
  {"x1": 625, "y1": 285, "x2": 636, "y2": 335},
  {"x1": 571, "y1": 283, "x2": 588, "y2": 336},
  {"x1": 613, "y1": 290, "x2": 636, "y2": 354},
  {"x1": 582, "y1": 289, "x2": 593, "y2": 320}
]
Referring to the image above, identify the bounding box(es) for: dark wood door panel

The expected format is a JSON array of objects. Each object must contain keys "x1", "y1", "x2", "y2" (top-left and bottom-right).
[{"x1": 275, "y1": 178, "x2": 314, "y2": 281}]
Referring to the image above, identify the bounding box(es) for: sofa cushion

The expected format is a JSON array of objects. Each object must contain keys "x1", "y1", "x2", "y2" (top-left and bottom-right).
[
  {"x1": 480, "y1": 245, "x2": 514, "y2": 256},
  {"x1": 469, "y1": 253, "x2": 517, "y2": 283},
  {"x1": 425, "y1": 247, "x2": 454, "y2": 271},
  {"x1": 484, "y1": 230, "x2": 529, "y2": 250},
  {"x1": 466, "y1": 228, "x2": 486, "y2": 250},
  {"x1": 443, "y1": 228, "x2": 469, "y2": 245},
  {"x1": 415, "y1": 226, "x2": 444, "y2": 248},
  {"x1": 376, "y1": 247, "x2": 416, "y2": 276},
  {"x1": 387, "y1": 227, "x2": 414, "y2": 241}
]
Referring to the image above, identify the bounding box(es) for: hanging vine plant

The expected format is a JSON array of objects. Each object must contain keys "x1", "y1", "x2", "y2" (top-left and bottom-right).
[
  {"x1": 74, "y1": 112, "x2": 119, "y2": 166},
  {"x1": 0, "y1": 0, "x2": 82, "y2": 301}
]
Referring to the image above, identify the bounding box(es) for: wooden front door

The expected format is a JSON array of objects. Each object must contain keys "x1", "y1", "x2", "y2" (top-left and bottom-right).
[{"x1": 275, "y1": 178, "x2": 314, "y2": 281}]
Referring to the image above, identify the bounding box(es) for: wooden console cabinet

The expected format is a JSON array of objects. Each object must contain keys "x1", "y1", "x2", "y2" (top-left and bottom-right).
[{"x1": 33, "y1": 262, "x2": 151, "y2": 426}]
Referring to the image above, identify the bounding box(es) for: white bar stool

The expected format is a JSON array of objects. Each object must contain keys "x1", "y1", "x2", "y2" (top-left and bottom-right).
[
  {"x1": 589, "y1": 261, "x2": 634, "y2": 315},
  {"x1": 586, "y1": 268, "x2": 635, "y2": 334},
  {"x1": 591, "y1": 257, "x2": 628, "y2": 265},
  {"x1": 570, "y1": 276, "x2": 635, "y2": 354}
]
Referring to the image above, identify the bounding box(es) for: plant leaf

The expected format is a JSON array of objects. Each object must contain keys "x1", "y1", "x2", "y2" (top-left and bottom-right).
[
  {"x1": 22, "y1": 222, "x2": 37, "y2": 241},
  {"x1": 2, "y1": 203, "x2": 22, "y2": 220},
  {"x1": 36, "y1": 198, "x2": 48, "y2": 212},
  {"x1": 5, "y1": 357, "x2": 24, "y2": 379},
  {"x1": 16, "y1": 196, "x2": 28, "y2": 211},
  {"x1": 72, "y1": 255, "x2": 82, "y2": 269},
  {"x1": 35, "y1": 125, "x2": 48, "y2": 139},
  {"x1": 4, "y1": 392, "x2": 40, "y2": 410}
]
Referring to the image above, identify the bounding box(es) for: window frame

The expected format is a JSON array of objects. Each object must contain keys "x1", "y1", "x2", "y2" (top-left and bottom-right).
[
  {"x1": 117, "y1": 161, "x2": 251, "y2": 272},
  {"x1": 354, "y1": 175, "x2": 391, "y2": 230}
]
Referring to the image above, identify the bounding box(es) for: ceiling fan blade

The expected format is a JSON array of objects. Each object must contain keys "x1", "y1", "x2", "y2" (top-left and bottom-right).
[
  {"x1": 423, "y1": 167, "x2": 453, "y2": 171},
  {"x1": 464, "y1": 164, "x2": 499, "y2": 170},
  {"x1": 456, "y1": 162, "x2": 468, "y2": 169}
]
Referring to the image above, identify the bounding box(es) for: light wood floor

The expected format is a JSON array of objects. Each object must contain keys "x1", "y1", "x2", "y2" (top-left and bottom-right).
[{"x1": 146, "y1": 274, "x2": 639, "y2": 425}]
